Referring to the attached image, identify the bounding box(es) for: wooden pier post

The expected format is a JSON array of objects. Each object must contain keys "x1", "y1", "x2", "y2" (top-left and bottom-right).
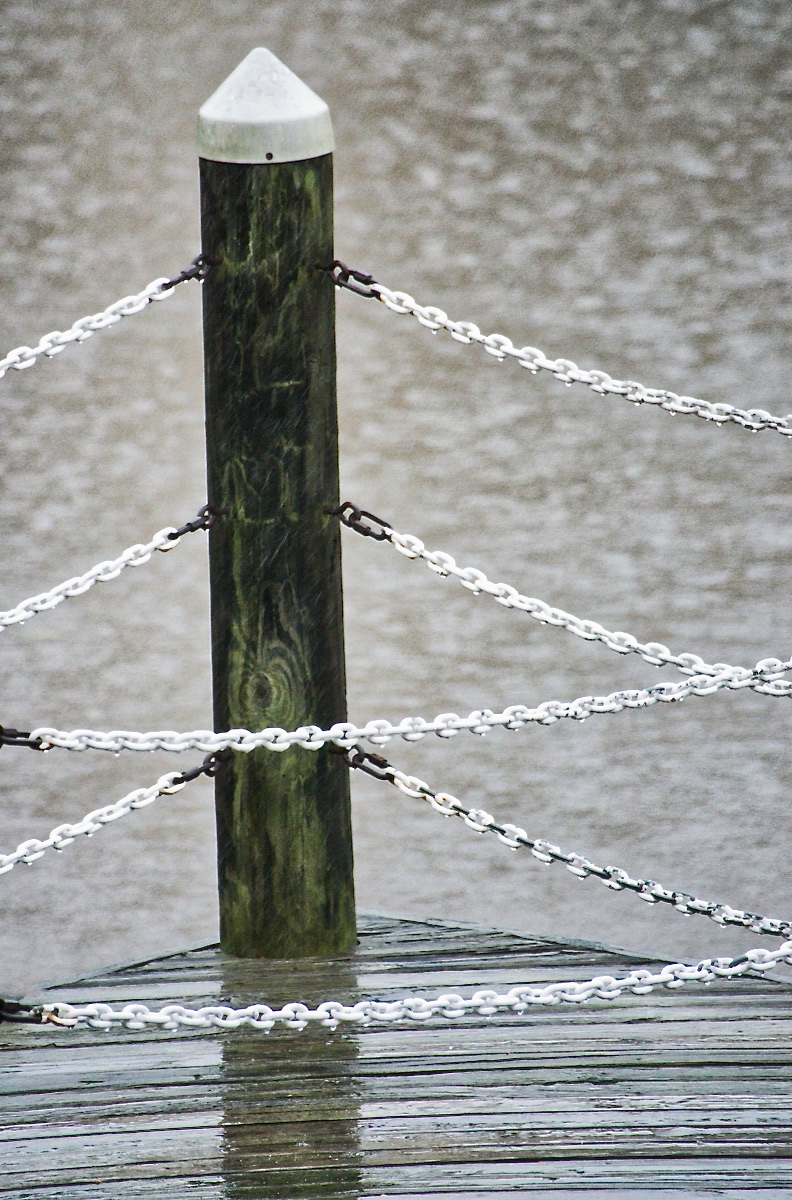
[{"x1": 197, "y1": 49, "x2": 355, "y2": 958}]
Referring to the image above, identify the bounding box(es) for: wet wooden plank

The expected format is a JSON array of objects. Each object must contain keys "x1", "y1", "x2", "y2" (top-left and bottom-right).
[{"x1": 1, "y1": 911, "x2": 791, "y2": 1196}]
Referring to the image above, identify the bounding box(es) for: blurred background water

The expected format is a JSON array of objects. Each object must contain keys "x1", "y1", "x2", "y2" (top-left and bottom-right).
[{"x1": 0, "y1": 0, "x2": 790, "y2": 994}]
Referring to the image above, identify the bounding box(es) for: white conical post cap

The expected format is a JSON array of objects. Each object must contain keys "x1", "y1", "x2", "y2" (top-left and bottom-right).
[{"x1": 198, "y1": 48, "x2": 334, "y2": 165}]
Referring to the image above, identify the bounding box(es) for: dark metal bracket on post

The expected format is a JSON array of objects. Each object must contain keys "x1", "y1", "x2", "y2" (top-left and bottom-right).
[{"x1": 198, "y1": 49, "x2": 356, "y2": 959}]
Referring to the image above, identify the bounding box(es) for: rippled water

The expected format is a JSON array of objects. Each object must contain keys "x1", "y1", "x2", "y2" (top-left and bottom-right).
[{"x1": 0, "y1": 0, "x2": 790, "y2": 994}]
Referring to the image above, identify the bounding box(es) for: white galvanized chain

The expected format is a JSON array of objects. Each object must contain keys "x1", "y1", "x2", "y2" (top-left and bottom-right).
[
  {"x1": 0, "y1": 255, "x2": 211, "y2": 380},
  {"x1": 0, "y1": 751, "x2": 230, "y2": 876},
  {"x1": 338, "y1": 746, "x2": 792, "y2": 940},
  {"x1": 30, "y1": 939, "x2": 792, "y2": 1030},
  {"x1": 0, "y1": 505, "x2": 222, "y2": 632},
  {"x1": 324, "y1": 263, "x2": 792, "y2": 438},
  {"x1": 25, "y1": 658, "x2": 787, "y2": 755},
  {"x1": 334, "y1": 503, "x2": 792, "y2": 698}
]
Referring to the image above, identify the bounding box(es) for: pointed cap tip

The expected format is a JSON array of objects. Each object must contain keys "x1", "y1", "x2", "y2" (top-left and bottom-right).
[{"x1": 198, "y1": 48, "x2": 333, "y2": 164}]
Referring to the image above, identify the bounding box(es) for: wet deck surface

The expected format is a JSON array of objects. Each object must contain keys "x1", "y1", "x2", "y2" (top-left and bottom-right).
[{"x1": 2, "y1": 912, "x2": 791, "y2": 1198}]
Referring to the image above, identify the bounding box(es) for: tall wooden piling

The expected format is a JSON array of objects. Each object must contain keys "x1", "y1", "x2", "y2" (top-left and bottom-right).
[{"x1": 198, "y1": 49, "x2": 355, "y2": 958}]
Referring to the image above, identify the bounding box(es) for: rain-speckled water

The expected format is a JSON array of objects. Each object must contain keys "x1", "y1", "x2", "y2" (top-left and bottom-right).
[{"x1": 0, "y1": 0, "x2": 790, "y2": 995}]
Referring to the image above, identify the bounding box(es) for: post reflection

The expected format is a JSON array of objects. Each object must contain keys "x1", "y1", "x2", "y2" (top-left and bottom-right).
[{"x1": 220, "y1": 953, "x2": 362, "y2": 1199}]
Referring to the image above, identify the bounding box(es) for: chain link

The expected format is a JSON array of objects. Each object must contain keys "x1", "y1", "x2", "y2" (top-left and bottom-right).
[
  {"x1": 0, "y1": 255, "x2": 211, "y2": 381},
  {"x1": 0, "y1": 726, "x2": 49, "y2": 751},
  {"x1": 22, "y1": 659, "x2": 788, "y2": 756},
  {"x1": 33, "y1": 939, "x2": 792, "y2": 1030},
  {"x1": 0, "y1": 504, "x2": 221, "y2": 631},
  {"x1": 337, "y1": 746, "x2": 792, "y2": 940},
  {"x1": 324, "y1": 265, "x2": 792, "y2": 438},
  {"x1": 0, "y1": 751, "x2": 230, "y2": 876},
  {"x1": 334, "y1": 502, "x2": 792, "y2": 697},
  {"x1": 319, "y1": 260, "x2": 379, "y2": 298}
]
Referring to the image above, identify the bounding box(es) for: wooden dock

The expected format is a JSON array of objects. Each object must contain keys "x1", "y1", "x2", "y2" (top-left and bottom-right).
[{"x1": 2, "y1": 912, "x2": 791, "y2": 1197}]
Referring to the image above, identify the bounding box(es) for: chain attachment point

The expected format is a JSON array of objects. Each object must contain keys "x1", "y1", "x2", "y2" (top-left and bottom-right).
[
  {"x1": 330, "y1": 743, "x2": 395, "y2": 782},
  {"x1": 0, "y1": 999, "x2": 44, "y2": 1024},
  {"x1": 0, "y1": 726, "x2": 50, "y2": 752},
  {"x1": 331, "y1": 501, "x2": 391, "y2": 541},
  {"x1": 316, "y1": 260, "x2": 380, "y2": 298},
  {"x1": 160, "y1": 253, "x2": 218, "y2": 292},
  {"x1": 166, "y1": 504, "x2": 228, "y2": 543},
  {"x1": 171, "y1": 747, "x2": 234, "y2": 787}
]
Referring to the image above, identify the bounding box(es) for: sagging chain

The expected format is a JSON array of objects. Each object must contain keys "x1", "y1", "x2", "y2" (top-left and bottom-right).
[
  {"x1": 0, "y1": 254, "x2": 214, "y2": 381},
  {"x1": 8, "y1": 658, "x2": 784, "y2": 758},
  {"x1": 333, "y1": 502, "x2": 792, "y2": 698},
  {"x1": 320, "y1": 263, "x2": 792, "y2": 439},
  {"x1": 0, "y1": 504, "x2": 225, "y2": 632},
  {"x1": 0, "y1": 750, "x2": 231, "y2": 876},
  {"x1": 9, "y1": 938, "x2": 791, "y2": 1030},
  {"x1": 336, "y1": 745, "x2": 792, "y2": 940}
]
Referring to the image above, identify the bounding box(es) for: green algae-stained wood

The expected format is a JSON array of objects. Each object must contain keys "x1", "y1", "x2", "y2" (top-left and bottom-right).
[{"x1": 198, "y1": 51, "x2": 354, "y2": 959}]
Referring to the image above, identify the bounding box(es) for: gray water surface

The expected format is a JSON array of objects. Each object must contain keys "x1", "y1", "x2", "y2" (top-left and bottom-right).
[{"x1": 0, "y1": 0, "x2": 790, "y2": 994}]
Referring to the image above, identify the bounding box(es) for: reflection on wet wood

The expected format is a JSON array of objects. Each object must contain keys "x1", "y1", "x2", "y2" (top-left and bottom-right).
[{"x1": 2, "y1": 912, "x2": 791, "y2": 1196}]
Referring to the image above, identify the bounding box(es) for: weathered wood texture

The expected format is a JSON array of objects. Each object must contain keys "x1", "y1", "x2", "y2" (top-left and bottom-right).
[
  {"x1": 2, "y1": 913, "x2": 792, "y2": 1197},
  {"x1": 200, "y1": 154, "x2": 355, "y2": 959}
]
